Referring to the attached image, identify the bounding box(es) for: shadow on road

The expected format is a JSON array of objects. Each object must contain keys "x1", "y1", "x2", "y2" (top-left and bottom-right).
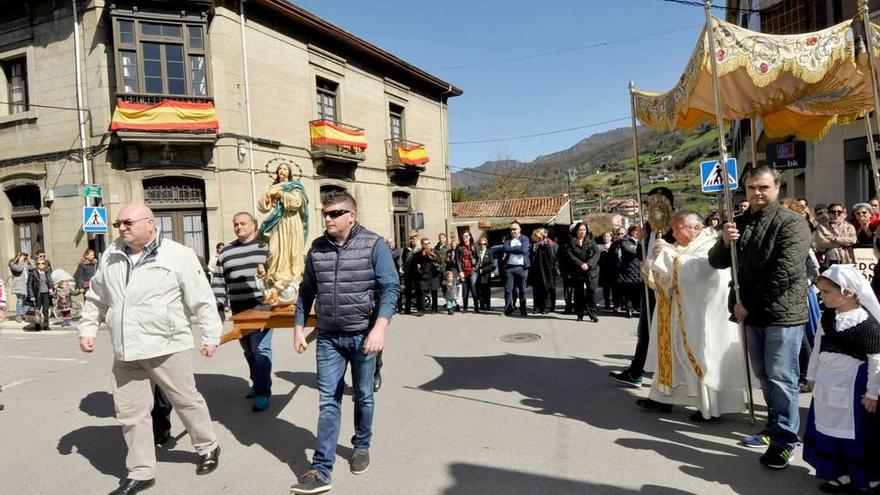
[
  {"x1": 195, "y1": 371, "x2": 352, "y2": 475},
  {"x1": 417, "y1": 353, "x2": 811, "y2": 495},
  {"x1": 441, "y1": 463, "x2": 696, "y2": 495},
  {"x1": 56, "y1": 391, "x2": 194, "y2": 479}
]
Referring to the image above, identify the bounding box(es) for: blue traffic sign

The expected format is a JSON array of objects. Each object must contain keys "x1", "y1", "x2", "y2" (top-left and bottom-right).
[
  {"x1": 700, "y1": 158, "x2": 738, "y2": 193},
  {"x1": 82, "y1": 206, "x2": 108, "y2": 233}
]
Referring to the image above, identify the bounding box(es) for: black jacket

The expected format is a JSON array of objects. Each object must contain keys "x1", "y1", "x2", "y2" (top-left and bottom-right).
[
  {"x1": 597, "y1": 243, "x2": 617, "y2": 287},
  {"x1": 708, "y1": 202, "x2": 811, "y2": 326},
  {"x1": 474, "y1": 247, "x2": 494, "y2": 284},
  {"x1": 566, "y1": 238, "x2": 601, "y2": 283},
  {"x1": 530, "y1": 241, "x2": 558, "y2": 289},
  {"x1": 74, "y1": 261, "x2": 97, "y2": 289},
  {"x1": 616, "y1": 236, "x2": 642, "y2": 285},
  {"x1": 27, "y1": 269, "x2": 54, "y2": 301},
  {"x1": 414, "y1": 250, "x2": 441, "y2": 291}
]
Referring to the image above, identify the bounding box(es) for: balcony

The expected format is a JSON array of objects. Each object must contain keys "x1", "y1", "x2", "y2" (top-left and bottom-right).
[
  {"x1": 385, "y1": 139, "x2": 429, "y2": 172},
  {"x1": 111, "y1": 93, "x2": 219, "y2": 146},
  {"x1": 309, "y1": 120, "x2": 367, "y2": 164},
  {"x1": 118, "y1": 92, "x2": 214, "y2": 105}
]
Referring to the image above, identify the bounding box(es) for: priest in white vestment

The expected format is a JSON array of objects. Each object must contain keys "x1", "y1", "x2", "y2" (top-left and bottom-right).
[{"x1": 642, "y1": 210, "x2": 747, "y2": 421}]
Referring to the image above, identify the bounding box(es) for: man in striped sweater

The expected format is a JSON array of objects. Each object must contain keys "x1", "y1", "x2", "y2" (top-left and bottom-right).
[{"x1": 211, "y1": 212, "x2": 271, "y2": 411}]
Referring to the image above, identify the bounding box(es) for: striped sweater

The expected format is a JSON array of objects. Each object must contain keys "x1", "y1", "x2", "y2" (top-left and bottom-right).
[{"x1": 211, "y1": 239, "x2": 268, "y2": 313}]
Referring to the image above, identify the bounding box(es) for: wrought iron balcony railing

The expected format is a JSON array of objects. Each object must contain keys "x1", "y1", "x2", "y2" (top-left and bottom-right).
[
  {"x1": 309, "y1": 120, "x2": 367, "y2": 163},
  {"x1": 385, "y1": 138, "x2": 429, "y2": 171},
  {"x1": 117, "y1": 92, "x2": 214, "y2": 105}
]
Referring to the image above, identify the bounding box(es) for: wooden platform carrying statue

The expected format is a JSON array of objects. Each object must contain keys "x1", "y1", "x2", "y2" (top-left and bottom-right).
[{"x1": 256, "y1": 160, "x2": 309, "y2": 306}]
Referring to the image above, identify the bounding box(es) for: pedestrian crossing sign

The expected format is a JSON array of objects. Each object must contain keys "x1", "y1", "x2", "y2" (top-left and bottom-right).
[
  {"x1": 82, "y1": 206, "x2": 108, "y2": 233},
  {"x1": 700, "y1": 158, "x2": 738, "y2": 193}
]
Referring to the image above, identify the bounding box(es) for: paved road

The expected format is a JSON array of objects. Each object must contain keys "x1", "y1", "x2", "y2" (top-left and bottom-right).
[{"x1": 0, "y1": 301, "x2": 820, "y2": 495}]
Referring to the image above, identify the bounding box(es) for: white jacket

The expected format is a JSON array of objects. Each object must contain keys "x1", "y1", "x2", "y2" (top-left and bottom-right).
[{"x1": 78, "y1": 235, "x2": 221, "y2": 361}]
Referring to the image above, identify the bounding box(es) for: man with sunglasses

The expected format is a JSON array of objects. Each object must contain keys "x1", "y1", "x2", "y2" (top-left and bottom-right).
[
  {"x1": 290, "y1": 191, "x2": 399, "y2": 494},
  {"x1": 78, "y1": 203, "x2": 222, "y2": 495},
  {"x1": 815, "y1": 203, "x2": 856, "y2": 267}
]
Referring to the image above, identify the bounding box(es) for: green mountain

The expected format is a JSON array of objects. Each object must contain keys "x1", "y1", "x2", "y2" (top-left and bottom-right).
[{"x1": 451, "y1": 123, "x2": 726, "y2": 215}]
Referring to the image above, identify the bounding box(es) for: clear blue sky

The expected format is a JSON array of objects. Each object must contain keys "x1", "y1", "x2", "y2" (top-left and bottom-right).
[{"x1": 292, "y1": 0, "x2": 713, "y2": 170}]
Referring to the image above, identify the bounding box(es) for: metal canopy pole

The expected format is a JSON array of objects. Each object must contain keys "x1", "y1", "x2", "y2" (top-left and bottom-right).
[
  {"x1": 860, "y1": 0, "x2": 880, "y2": 196},
  {"x1": 703, "y1": 0, "x2": 755, "y2": 424},
  {"x1": 629, "y1": 82, "x2": 653, "y2": 333}
]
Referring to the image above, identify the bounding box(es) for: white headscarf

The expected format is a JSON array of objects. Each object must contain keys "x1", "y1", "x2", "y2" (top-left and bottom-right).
[{"x1": 820, "y1": 264, "x2": 880, "y2": 324}]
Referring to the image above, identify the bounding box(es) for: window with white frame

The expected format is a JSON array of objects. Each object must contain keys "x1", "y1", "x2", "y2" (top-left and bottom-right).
[
  {"x1": 112, "y1": 14, "x2": 209, "y2": 97},
  {"x1": 0, "y1": 56, "x2": 29, "y2": 115}
]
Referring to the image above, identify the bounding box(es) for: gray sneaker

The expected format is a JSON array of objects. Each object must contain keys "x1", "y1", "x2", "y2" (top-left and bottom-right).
[
  {"x1": 289, "y1": 470, "x2": 331, "y2": 494},
  {"x1": 350, "y1": 449, "x2": 370, "y2": 475}
]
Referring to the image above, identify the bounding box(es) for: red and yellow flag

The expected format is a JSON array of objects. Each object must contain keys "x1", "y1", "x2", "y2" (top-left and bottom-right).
[
  {"x1": 396, "y1": 142, "x2": 429, "y2": 166},
  {"x1": 110, "y1": 99, "x2": 219, "y2": 133},
  {"x1": 310, "y1": 120, "x2": 368, "y2": 150}
]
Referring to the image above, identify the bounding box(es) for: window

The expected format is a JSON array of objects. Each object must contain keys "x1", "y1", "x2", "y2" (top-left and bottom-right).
[
  {"x1": 392, "y1": 191, "x2": 411, "y2": 247},
  {"x1": 112, "y1": 15, "x2": 209, "y2": 97},
  {"x1": 389, "y1": 103, "x2": 404, "y2": 142},
  {"x1": 3, "y1": 57, "x2": 28, "y2": 114},
  {"x1": 316, "y1": 78, "x2": 338, "y2": 122}
]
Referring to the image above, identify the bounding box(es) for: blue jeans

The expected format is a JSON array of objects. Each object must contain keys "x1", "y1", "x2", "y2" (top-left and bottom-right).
[
  {"x1": 15, "y1": 293, "x2": 26, "y2": 317},
  {"x1": 746, "y1": 324, "x2": 804, "y2": 450},
  {"x1": 311, "y1": 332, "x2": 376, "y2": 482},
  {"x1": 461, "y1": 273, "x2": 478, "y2": 310},
  {"x1": 239, "y1": 329, "x2": 273, "y2": 397},
  {"x1": 504, "y1": 265, "x2": 527, "y2": 314}
]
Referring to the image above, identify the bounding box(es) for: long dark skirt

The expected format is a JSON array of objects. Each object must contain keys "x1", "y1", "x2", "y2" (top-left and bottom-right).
[{"x1": 804, "y1": 363, "x2": 880, "y2": 489}]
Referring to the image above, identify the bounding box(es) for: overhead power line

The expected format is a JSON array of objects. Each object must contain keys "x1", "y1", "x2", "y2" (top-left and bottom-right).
[
  {"x1": 657, "y1": 0, "x2": 762, "y2": 14},
  {"x1": 449, "y1": 165, "x2": 554, "y2": 182},
  {"x1": 449, "y1": 116, "x2": 630, "y2": 145},
  {"x1": 437, "y1": 24, "x2": 702, "y2": 71}
]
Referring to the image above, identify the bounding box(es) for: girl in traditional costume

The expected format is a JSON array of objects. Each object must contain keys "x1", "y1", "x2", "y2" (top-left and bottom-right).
[{"x1": 804, "y1": 264, "x2": 880, "y2": 494}]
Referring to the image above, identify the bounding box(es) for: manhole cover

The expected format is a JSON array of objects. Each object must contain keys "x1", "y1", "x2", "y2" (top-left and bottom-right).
[{"x1": 499, "y1": 332, "x2": 542, "y2": 343}]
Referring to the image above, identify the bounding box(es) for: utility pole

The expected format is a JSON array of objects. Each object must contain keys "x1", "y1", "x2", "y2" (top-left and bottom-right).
[{"x1": 566, "y1": 168, "x2": 576, "y2": 223}]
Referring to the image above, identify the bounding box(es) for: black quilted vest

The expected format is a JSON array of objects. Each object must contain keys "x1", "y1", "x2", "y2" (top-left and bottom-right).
[{"x1": 309, "y1": 224, "x2": 381, "y2": 333}]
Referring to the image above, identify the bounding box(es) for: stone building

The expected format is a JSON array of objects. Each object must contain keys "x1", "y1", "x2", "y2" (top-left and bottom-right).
[
  {"x1": 0, "y1": 0, "x2": 461, "y2": 274},
  {"x1": 451, "y1": 195, "x2": 572, "y2": 244},
  {"x1": 726, "y1": 0, "x2": 880, "y2": 207}
]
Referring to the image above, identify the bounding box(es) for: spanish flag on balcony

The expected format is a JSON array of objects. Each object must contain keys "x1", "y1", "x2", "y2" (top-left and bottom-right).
[
  {"x1": 110, "y1": 99, "x2": 220, "y2": 133},
  {"x1": 396, "y1": 142, "x2": 429, "y2": 166},
  {"x1": 309, "y1": 121, "x2": 368, "y2": 150}
]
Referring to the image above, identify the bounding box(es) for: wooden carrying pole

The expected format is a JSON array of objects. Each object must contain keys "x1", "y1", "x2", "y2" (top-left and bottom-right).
[
  {"x1": 860, "y1": 0, "x2": 880, "y2": 196},
  {"x1": 704, "y1": 0, "x2": 755, "y2": 424},
  {"x1": 629, "y1": 81, "x2": 653, "y2": 333}
]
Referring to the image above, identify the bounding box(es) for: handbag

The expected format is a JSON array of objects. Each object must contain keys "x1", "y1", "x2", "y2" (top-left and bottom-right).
[{"x1": 24, "y1": 306, "x2": 43, "y2": 325}]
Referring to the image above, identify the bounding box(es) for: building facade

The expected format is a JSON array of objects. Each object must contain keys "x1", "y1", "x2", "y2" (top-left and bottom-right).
[
  {"x1": 0, "y1": 0, "x2": 461, "y2": 273},
  {"x1": 728, "y1": 0, "x2": 880, "y2": 206}
]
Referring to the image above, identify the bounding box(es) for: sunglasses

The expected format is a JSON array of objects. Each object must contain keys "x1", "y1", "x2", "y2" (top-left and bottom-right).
[
  {"x1": 829, "y1": 210, "x2": 845, "y2": 214},
  {"x1": 113, "y1": 217, "x2": 150, "y2": 228},
  {"x1": 321, "y1": 209, "x2": 350, "y2": 219}
]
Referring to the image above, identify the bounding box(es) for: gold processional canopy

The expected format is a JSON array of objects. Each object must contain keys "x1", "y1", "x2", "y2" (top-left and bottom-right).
[{"x1": 633, "y1": 16, "x2": 880, "y2": 142}]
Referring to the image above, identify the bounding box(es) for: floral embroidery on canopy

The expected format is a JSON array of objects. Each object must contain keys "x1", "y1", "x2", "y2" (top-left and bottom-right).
[{"x1": 633, "y1": 17, "x2": 880, "y2": 142}]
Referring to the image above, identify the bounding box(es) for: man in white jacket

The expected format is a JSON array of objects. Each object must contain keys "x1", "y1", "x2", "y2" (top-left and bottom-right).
[{"x1": 78, "y1": 203, "x2": 222, "y2": 495}]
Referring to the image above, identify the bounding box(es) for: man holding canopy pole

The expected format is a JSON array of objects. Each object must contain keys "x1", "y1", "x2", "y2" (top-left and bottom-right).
[{"x1": 708, "y1": 166, "x2": 811, "y2": 470}]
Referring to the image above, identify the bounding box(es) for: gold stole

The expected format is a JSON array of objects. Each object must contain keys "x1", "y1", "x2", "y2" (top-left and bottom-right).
[{"x1": 655, "y1": 256, "x2": 705, "y2": 393}]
